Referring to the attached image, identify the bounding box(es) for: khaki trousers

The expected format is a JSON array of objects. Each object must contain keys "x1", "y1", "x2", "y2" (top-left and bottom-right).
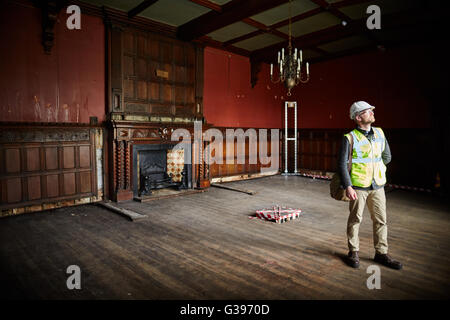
[{"x1": 347, "y1": 187, "x2": 388, "y2": 254}]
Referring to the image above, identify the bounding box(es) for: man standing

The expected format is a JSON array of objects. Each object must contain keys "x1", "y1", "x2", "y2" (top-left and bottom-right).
[{"x1": 338, "y1": 101, "x2": 402, "y2": 270}]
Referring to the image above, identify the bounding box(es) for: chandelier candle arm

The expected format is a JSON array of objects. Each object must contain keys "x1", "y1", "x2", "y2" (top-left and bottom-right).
[{"x1": 269, "y1": 0, "x2": 310, "y2": 94}]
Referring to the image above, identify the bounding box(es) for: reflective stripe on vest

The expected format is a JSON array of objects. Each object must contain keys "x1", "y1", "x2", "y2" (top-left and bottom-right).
[{"x1": 346, "y1": 127, "x2": 387, "y2": 188}]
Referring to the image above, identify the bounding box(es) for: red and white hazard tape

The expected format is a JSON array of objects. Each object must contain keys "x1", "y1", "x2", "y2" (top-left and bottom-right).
[
  {"x1": 254, "y1": 206, "x2": 302, "y2": 224},
  {"x1": 296, "y1": 172, "x2": 433, "y2": 193}
]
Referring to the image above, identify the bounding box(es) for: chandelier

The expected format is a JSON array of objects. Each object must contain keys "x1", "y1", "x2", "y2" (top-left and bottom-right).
[{"x1": 270, "y1": 0, "x2": 310, "y2": 96}]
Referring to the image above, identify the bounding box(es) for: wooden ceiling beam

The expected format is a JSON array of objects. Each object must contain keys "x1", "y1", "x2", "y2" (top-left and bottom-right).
[
  {"x1": 270, "y1": 7, "x2": 324, "y2": 29},
  {"x1": 331, "y1": 0, "x2": 373, "y2": 9},
  {"x1": 223, "y1": 30, "x2": 265, "y2": 47},
  {"x1": 128, "y1": 0, "x2": 159, "y2": 18},
  {"x1": 196, "y1": 36, "x2": 251, "y2": 57},
  {"x1": 177, "y1": 0, "x2": 289, "y2": 41},
  {"x1": 190, "y1": 0, "x2": 288, "y2": 39},
  {"x1": 309, "y1": 0, "x2": 351, "y2": 22},
  {"x1": 251, "y1": 9, "x2": 444, "y2": 62},
  {"x1": 269, "y1": 29, "x2": 290, "y2": 40},
  {"x1": 221, "y1": 6, "x2": 325, "y2": 50},
  {"x1": 188, "y1": 0, "x2": 328, "y2": 55},
  {"x1": 223, "y1": 29, "x2": 288, "y2": 48},
  {"x1": 251, "y1": 8, "x2": 440, "y2": 64},
  {"x1": 251, "y1": 21, "x2": 360, "y2": 63},
  {"x1": 188, "y1": 0, "x2": 222, "y2": 12},
  {"x1": 242, "y1": 18, "x2": 269, "y2": 31},
  {"x1": 242, "y1": 18, "x2": 289, "y2": 40}
]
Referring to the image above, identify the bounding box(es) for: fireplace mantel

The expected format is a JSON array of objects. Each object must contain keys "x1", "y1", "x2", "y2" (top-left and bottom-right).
[{"x1": 108, "y1": 120, "x2": 210, "y2": 202}]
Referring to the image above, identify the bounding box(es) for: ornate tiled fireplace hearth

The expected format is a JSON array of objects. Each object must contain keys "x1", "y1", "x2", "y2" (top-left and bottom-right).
[{"x1": 109, "y1": 121, "x2": 210, "y2": 202}]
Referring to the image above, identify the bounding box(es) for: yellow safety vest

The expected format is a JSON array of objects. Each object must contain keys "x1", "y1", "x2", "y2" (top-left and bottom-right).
[{"x1": 345, "y1": 127, "x2": 387, "y2": 188}]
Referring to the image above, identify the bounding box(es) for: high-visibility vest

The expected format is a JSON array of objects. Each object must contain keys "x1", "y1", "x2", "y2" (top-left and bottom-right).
[{"x1": 345, "y1": 127, "x2": 387, "y2": 188}]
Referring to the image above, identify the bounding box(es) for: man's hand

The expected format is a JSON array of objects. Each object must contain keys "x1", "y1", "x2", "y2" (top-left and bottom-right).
[{"x1": 346, "y1": 186, "x2": 358, "y2": 201}]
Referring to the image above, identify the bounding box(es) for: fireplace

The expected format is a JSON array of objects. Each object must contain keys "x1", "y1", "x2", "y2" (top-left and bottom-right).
[
  {"x1": 109, "y1": 121, "x2": 210, "y2": 202},
  {"x1": 132, "y1": 143, "x2": 192, "y2": 197}
]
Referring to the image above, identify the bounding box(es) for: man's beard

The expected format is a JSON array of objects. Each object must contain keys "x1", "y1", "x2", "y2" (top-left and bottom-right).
[{"x1": 361, "y1": 117, "x2": 375, "y2": 125}]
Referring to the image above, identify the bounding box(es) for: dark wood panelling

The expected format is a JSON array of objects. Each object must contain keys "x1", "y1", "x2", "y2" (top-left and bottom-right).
[
  {"x1": 294, "y1": 130, "x2": 343, "y2": 173},
  {"x1": 26, "y1": 148, "x2": 40, "y2": 172},
  {"x1": 148, "y1": 82, "x2": 159, "y2": 100},
  {"x1": 294, "y1": 128, "x2": 435, "y2": 190},
  {"x1": 79, "y1": 146, "x2": 91, "y2": 168},
  {"x1": 63, "y1": 147, "x2": 75, "y2": 169},
  {"x1": 123, "y1": 56, "x2": 134, "y2": 77},
  {"x1": 209, "y1": 127, "x2": 281, "y2": 179},
  {"x1": 6, "y1": 178, "x2": 21, "y2": 203},
  {"x1": 63, "y1": 173, "x2": 76, "y2": 195},
  {"x1": 5, "y1": 149, "x2": 20, "y2": 173},
  {"x1": 80, "y1": 172, "x2": 92, "y2": 193},
  {"x1": 46, "y1": 174, "x2": 59, "y2": 198},
  {"x1": 45, "y1": 147, "x2": 58, "y2": 170},
  {"x1": 0, "y1": 124, "x2": 99, "y2": 210},
  {"x1": 124, "y1": 80, "x2": 134, "y2": 99},
  {"x1": 107, "y1": 25, "x2": 203, "y2": 120},
  {"x1": 27, "y1": 176, "x2": 41, "y2": 200}
]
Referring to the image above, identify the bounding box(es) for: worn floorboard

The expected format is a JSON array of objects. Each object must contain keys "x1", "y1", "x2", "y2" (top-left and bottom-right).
[{"x1": 0, "y1": 175, "x2": 449, "y2": 299}]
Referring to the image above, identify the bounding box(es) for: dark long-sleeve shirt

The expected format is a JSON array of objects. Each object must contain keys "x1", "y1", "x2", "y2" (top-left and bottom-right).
[{"x1": 337, "y1": 127, "x2": 391, "y2": 190}]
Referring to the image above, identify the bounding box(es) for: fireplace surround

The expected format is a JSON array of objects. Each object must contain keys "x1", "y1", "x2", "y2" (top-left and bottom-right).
[
  {"x1": 132, "y1": 143, "x2": 192, "y2": 197},
  {"x1": 109, "y1": 120, "x2": 210, "y2": 202}
]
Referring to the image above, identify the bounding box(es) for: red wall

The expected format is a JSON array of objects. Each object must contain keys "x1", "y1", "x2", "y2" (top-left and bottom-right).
[
  {"x1": 204, "y1": 47, "x2": 285, "y2": 129},
  {"x1": 0, "y1": 1, "x2": 105, "y2": 124},
  {"x1": 204, "y1": 44, "x2": 434, "y2": 130}
]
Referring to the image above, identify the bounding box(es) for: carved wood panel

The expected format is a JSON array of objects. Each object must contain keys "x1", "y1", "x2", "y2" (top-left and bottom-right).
[
  {"x1": 0, "y1": 125, "x2": 98, "y2": 210},
  {"x1": 108, "y1": 26, "x2": 203, "y2": 120}
]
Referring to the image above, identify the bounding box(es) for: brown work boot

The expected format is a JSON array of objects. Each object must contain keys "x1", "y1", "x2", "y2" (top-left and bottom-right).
[
  {"x1": 347, "y1": 251, "x2": 360, "y2": 268},
  {"x1": 374, "y1": 253, "x2": 403, "y2": 270}
]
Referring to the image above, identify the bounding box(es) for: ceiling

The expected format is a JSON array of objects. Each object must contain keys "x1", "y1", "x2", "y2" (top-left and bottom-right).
[{"x1": 80, "y1": 0, "x2": 443, "y2": 64}]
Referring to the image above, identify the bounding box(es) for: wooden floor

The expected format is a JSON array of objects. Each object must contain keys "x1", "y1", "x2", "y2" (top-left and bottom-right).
[{"x1": 1, "y1": 175, "x2": 449, "y2": 300}]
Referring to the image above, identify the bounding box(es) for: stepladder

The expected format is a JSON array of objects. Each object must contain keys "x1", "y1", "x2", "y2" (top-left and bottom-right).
[{"x1": 282, "y1": 101, "x2": 299, "y2": 175}]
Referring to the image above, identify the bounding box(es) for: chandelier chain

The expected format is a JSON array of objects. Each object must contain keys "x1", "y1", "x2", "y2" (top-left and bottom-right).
[{"x1": 288, "y1": 0, "x2": 292, "y2": 48}]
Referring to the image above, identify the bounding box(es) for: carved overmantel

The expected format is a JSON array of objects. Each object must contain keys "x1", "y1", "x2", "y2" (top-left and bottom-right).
[
  {"x1": 103, "y1": 9, "x2": 208, "y2": 202},
  {"x1": 109, "y1": 120, "x2": 211, "y2": 202}
]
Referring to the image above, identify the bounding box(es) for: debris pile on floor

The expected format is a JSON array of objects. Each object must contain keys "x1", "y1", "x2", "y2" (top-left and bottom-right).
[{"x1": 254, "y1": 205, "x2": 302, "y2": 223}]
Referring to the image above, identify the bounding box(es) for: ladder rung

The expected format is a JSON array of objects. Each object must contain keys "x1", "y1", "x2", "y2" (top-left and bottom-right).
[{"x1": 286, "y1": 138, "x2": 296, "y2": 141}]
